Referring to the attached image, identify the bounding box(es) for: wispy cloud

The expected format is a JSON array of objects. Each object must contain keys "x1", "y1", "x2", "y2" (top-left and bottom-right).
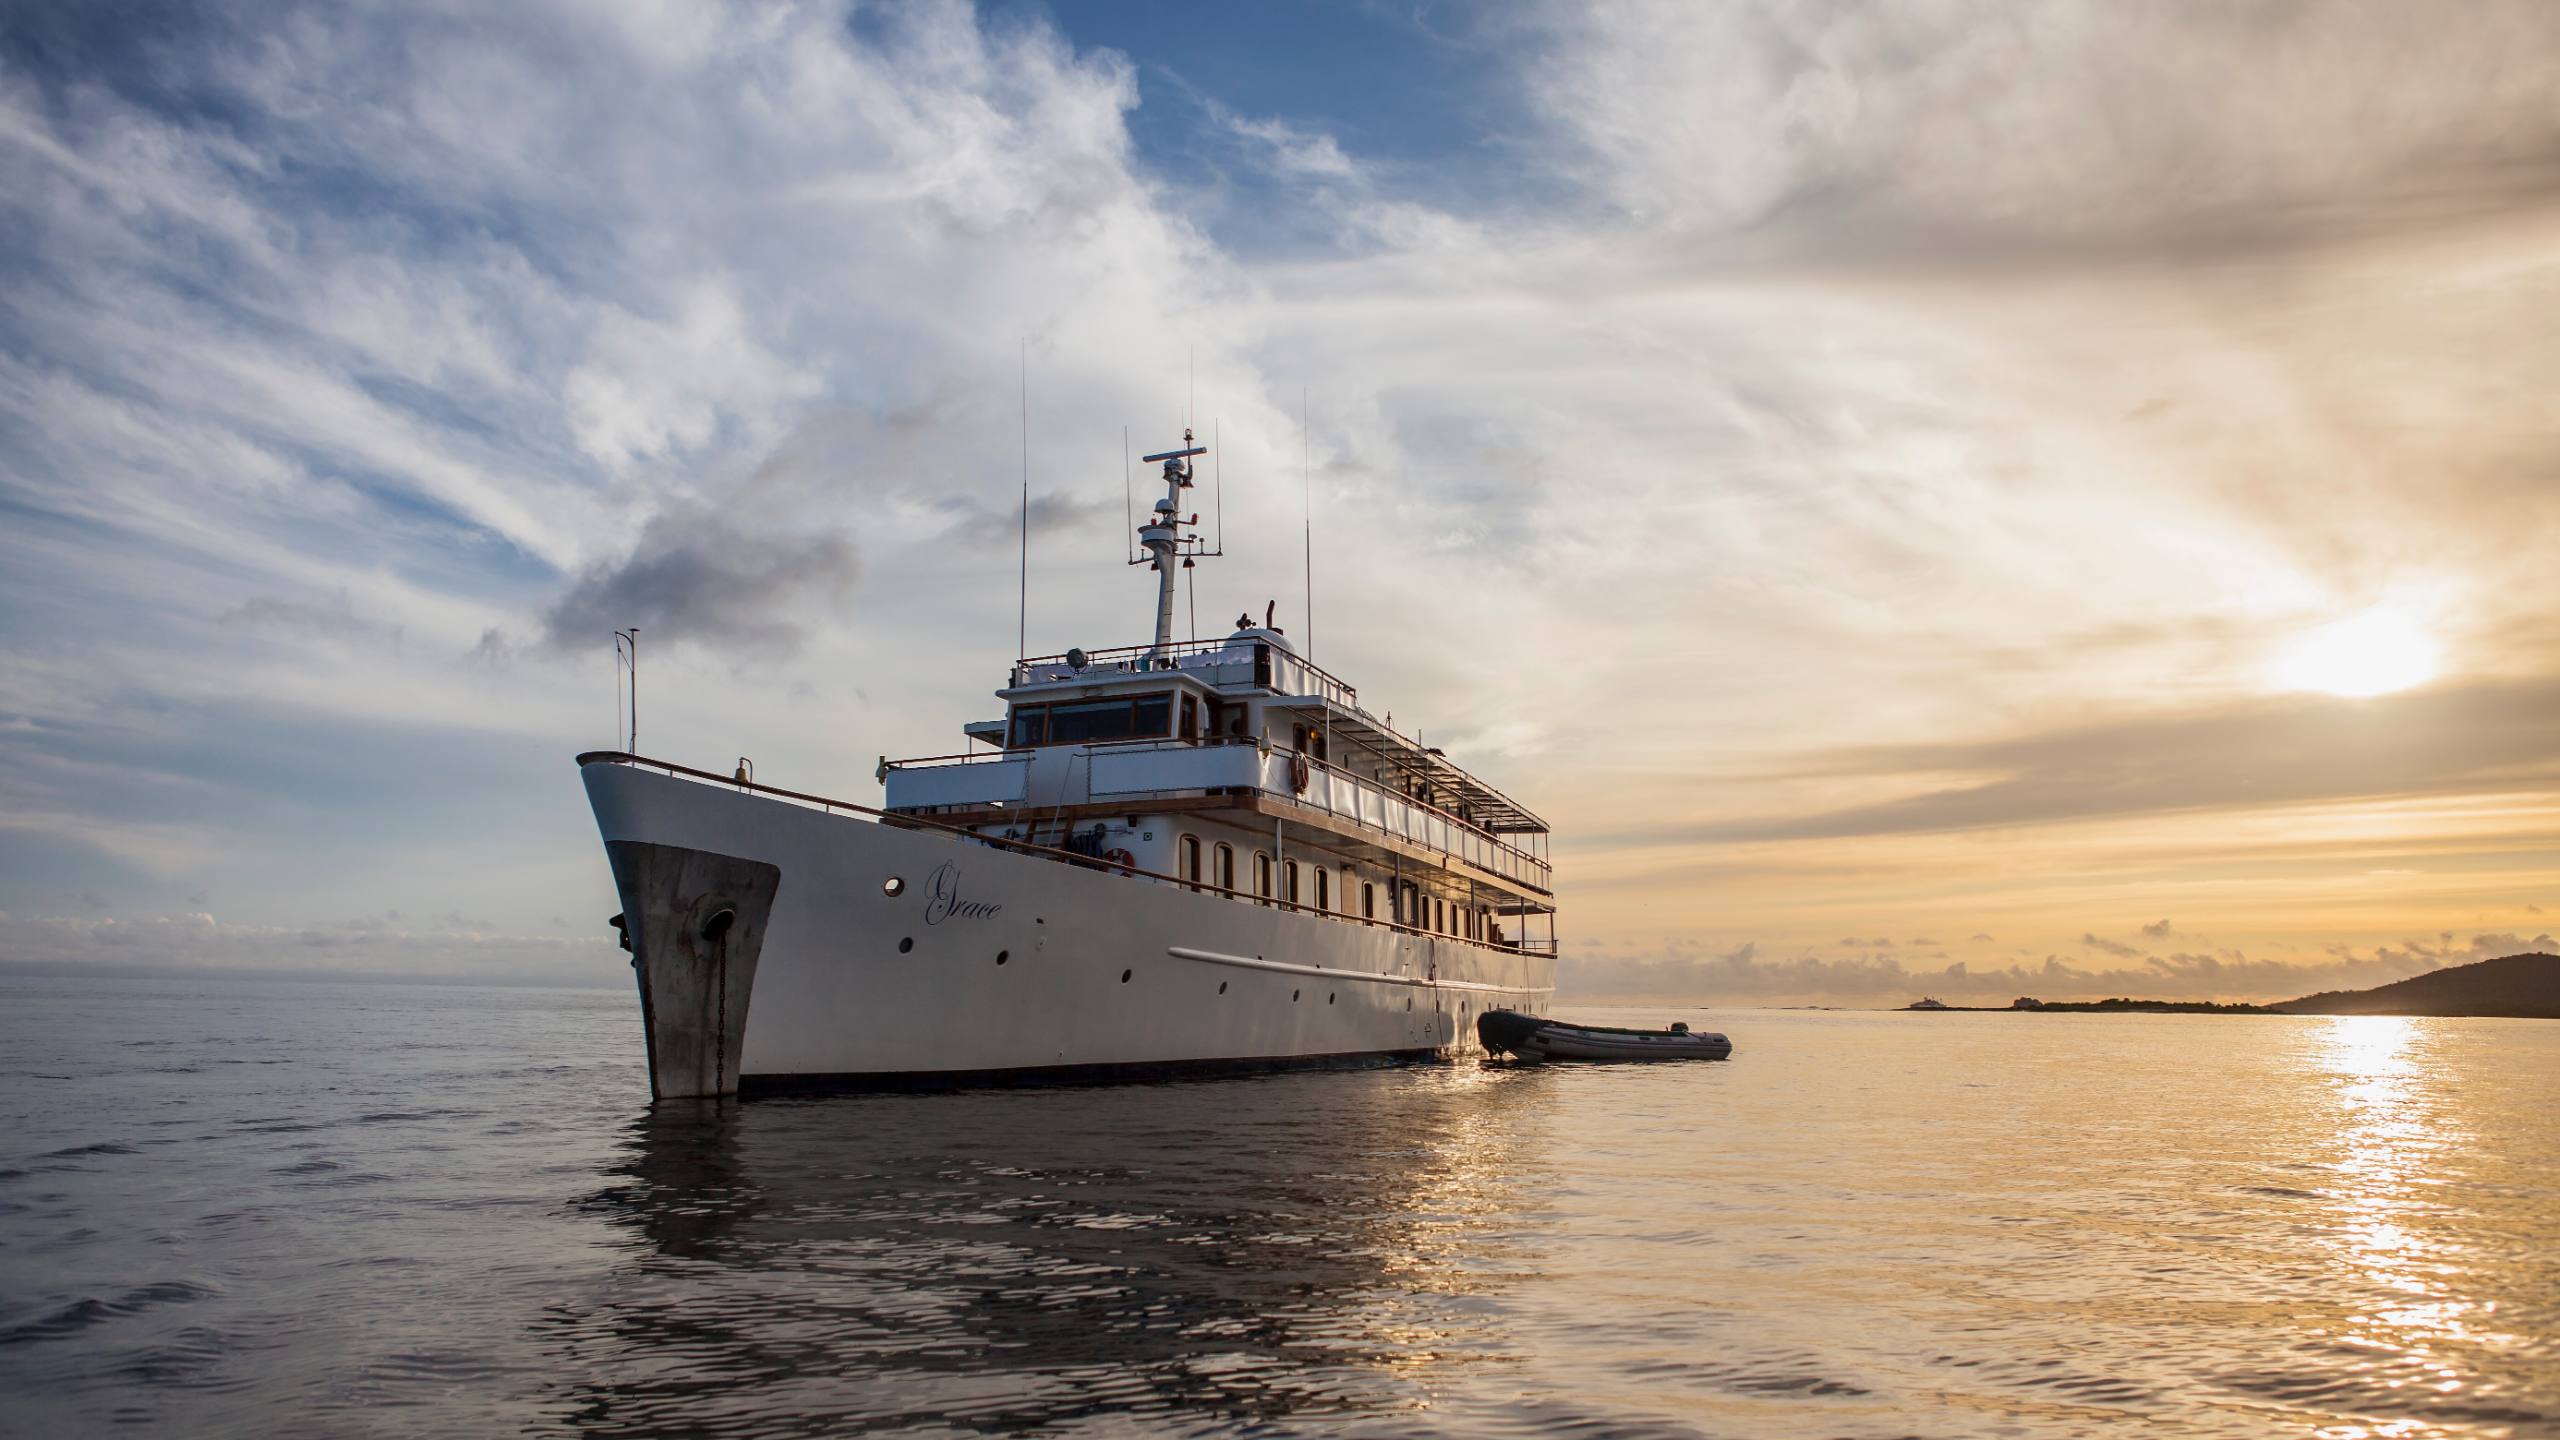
[
  {"x1": 1, "y1": 1, "x2": 2555, "y2": 996},
  {"x1": 1523, "y1": 1, "x2": 2560, "y2": 252}
]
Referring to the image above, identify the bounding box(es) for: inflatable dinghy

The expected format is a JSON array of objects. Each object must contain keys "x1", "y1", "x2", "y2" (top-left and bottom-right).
[{"x1": 1477, "y1": 1010, "x2": 1732, "y2": 1062}]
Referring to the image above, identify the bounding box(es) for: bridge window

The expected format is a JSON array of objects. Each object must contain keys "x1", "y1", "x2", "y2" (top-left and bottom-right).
[{"x1": 1009, "y1": 693, "x2": 1175, "y2": 746}]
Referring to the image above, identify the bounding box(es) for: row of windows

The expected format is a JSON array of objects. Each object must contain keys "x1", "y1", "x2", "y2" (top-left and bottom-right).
[
  {"x1": 1173, "y1": 834, "x2": 1498, "y2": 939},
  {"x1": 1009, "y1": 694, "x2": 1174, "y2": 747},
  {"x1": 1009, "y1": 691, "x2": 1247, "y2": 748}
]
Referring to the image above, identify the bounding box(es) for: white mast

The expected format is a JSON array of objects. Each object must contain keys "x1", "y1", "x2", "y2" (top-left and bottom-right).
[{"x1": 1136, "y1": 430, "x2": 1208, "y2": 665}]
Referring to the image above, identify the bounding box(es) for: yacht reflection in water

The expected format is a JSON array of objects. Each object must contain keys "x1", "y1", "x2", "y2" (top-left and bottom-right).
[{"x1": 548, "y1": 1067, "x2": 1557, "y2": 1436}]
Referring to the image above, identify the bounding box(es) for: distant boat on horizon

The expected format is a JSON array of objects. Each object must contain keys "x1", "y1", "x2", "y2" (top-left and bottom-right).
[{"x1": 1904, "y1": 996, "x2": 1950, "y2": 1011}]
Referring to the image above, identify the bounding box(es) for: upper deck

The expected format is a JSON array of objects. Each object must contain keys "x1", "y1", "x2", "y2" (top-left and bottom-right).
[
  {"x1": 882, "y1": 626, "x2": 1553, "y2": 900},
  {"x1": 881, "y1": 426, "x2": 1553, "y2": 913},
  {"x1": 1001, "y1": 631, "x2": 1545, "y2": 835}
]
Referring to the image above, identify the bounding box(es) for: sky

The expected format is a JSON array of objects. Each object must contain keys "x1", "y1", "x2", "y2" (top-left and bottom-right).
[{"x1": 2, "y1": 0, "x2": 2556, "y2": 1004}]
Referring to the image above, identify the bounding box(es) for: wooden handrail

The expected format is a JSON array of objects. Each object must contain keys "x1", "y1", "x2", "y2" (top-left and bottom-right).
[
  {"x1": 1012, "y1": 635, "x2": 1362, "y2": 707},
  {"x1": 881, "y1": 738, "x2": 1551, "y2": 879},
  {"x1": 882, "y1": 735, "x2": 1261, "y2": 768},
  {"x1": 577, "y1": 751, "x2": 1559, "y2": 954}
]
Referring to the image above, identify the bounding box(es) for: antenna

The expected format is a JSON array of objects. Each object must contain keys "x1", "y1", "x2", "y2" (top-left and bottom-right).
[
  {"x1": 1214, "y1": 419, "x2": 1224, "y2": 554},
  {"x1": 613, "y1": 628, "x2": 639, "y2": 752},
  {"x1": 1018, "y1": 340, "x2": 1028, "y2": 660},
  {"x1": 1302, "y1": 387, "x2": 1313, "y2": 659},
  {"x1": 1122, "y1": 426, "x2": 1133, "y2": 565},
  {"x1": 1135, "y1": 430, "x2": 1211, "y2": 662}
]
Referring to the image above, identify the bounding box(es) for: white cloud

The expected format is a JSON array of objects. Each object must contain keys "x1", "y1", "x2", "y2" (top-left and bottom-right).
[
  {"x1": 1, "y1": 1, "x2": 2555, "y2": 993},
  {"x1": 1523, "y1": 1, "x2": 2560, "y2": 245}
]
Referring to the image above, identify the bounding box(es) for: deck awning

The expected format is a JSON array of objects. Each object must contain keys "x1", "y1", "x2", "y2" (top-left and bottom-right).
[{"x1": 1267, "y1": 695, "x2": 1548, "y2": 834}]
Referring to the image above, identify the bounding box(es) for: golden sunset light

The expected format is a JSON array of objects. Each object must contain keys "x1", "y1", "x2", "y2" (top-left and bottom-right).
[
  {"x1": 3, "y1": 9, "x2": 2557, "y2": 1440},
  {"x1": 1, "y1": 1, "x2": 2553, "y2": 1014},
  {"x1": 2274, "y1": 607, "x2": 2442, "y2": 699}
]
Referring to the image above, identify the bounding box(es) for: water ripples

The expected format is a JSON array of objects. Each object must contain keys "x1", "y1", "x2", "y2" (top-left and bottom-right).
[{"x1": 1, "y1": 982, "x2": 2555, "y2": 1437}]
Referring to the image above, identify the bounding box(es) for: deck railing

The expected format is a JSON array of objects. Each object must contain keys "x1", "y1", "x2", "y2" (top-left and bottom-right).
[
  {"x1": 1010, "y1": 636, "x2": 1361, "y2": 710},
  {"x1": 581, "y1": 751, "x2": 1558, "y2": 959},
  {"x1": 882, "y1": 738, "x2": 1553, "y2": 895}
]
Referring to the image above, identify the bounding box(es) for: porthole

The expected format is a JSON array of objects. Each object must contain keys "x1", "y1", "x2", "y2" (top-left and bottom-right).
[
  {"x1": 1328, "y1": 992, "x2": 1336, "y2": 1004},
  {"x1": 1407, "y1": 998, "x2": 1414, "y2": 1011},
  {"x1": 1292, "y1": 989, "x2": 1301, "y2": 1002},
  {"x1": 1121, "y1": 968, "x2": 1133, "y2": 983},
  {"x1": 1218, "y1": 981, "x2": 1228, "y2": 994},
  {"x1": 996, "y1": 950, "x2": 1010, "y2": 966},
  {"x1": 882, "y1": 876, "x2": 906, "y2": 897},
  {"x1": 898, "y1": 937, "x2": 914, "y2": 954}
]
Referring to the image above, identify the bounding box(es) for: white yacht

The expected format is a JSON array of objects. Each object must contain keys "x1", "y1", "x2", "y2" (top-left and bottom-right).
[{"x1": 579, "y1": 431, "x2": 1557, "y2": 1097}]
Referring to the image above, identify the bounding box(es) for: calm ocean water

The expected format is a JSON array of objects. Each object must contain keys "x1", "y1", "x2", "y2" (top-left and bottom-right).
[{"x1": 1, "y1": 977, "x2": 2554, "y2": 1438}]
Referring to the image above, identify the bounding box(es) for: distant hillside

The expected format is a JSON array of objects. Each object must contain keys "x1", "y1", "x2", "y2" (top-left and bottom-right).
[{"x1": 2274, "y1": 952, "x2": 2560, "y2": 1019}]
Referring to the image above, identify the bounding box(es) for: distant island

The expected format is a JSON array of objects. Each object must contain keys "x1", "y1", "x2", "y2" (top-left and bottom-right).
[{"x1": 1907, "y1": 952, "x2": 2558, "y2": 1019}]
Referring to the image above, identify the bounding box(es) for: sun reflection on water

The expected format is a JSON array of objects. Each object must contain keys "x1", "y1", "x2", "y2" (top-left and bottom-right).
[{"x1": 2309, "y1": 1015, "x2": 2498, "y2": 1433}]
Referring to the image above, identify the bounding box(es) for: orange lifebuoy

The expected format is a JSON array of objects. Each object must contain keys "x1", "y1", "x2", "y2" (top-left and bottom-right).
[
  {"x1": 1289, "y1": 753, "x2": 1311, "y2": 794},
  {"x1": 1102, "y1": 847, "x2": 1137, "y2": 874}
]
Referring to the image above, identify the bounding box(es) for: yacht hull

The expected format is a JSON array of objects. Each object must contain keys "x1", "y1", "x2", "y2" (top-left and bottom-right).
[{"x1": 583, "y1": 761, "x2": 1555, "y2": 1095}]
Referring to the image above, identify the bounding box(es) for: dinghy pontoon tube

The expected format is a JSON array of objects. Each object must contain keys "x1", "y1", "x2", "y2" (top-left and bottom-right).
[{"x1": 1477, "y1": 1009, "x2": 1732, "y2": 1062}]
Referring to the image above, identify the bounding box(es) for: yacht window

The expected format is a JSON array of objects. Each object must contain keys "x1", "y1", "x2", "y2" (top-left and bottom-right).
[
  {"x1": 1314, "y1": 868, "x2": 1329, "y2": 913},
  {"x1": 1045, "y1": 698, "x2": 1134, "y2": 744},
  {"x1": 1180, "y1": 835, "x2": 1202, "y2": 891},
  {"x1": 1284, "y1": 860, "x2": 1300, "y2": 906},
  {"x1": 1362, "y1": 882, "x2": 1375, "y2": 919},
  {"x1": 1214, "y1": 843, "x2": 1235, "y2": 894},
  {"x1": 1255, "y1": 852, "x2": 1273, "y2": 905},
  {"x1": 1014, "y1": 693, "x2": 1176, "y2": 746},
  {"x1": 1180, "y1": 694, "x2": 1199, "y2": 739}
]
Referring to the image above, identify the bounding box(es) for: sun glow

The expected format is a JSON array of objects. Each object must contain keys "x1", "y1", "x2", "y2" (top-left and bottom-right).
[{"x1": 2273, "y1": 608, "x2": 2441, "y2": 698}]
